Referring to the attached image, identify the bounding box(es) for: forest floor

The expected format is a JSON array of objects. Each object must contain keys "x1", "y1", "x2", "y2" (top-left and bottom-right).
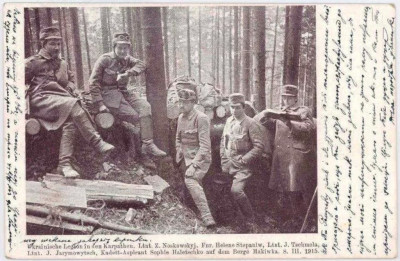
[{"x1": 26, "y1": 128, "x2": 317, "y2": 235}]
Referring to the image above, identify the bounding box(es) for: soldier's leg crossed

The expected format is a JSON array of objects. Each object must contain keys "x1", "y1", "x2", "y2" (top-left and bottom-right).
[
  {"x1": 69, "y1": 103, "x2": 114, "y2": 155},
  {"x1": 125, "y1": 93, "x2": 166, "y2": 157},
  {"x1": 184, "y1": 170, "x2": 216, "y2": 226},
  {"x1": 231, "y1": 170, "x2": 255, "y2": 222}
]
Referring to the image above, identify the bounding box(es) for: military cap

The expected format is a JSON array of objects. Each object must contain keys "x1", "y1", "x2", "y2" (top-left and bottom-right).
[
  {"x1": 178, "y1": 88, "x2": 197, "y2": 101},
  {"x1": 39, "y1": 26, "x2": 62, "y2": 41},
  {"x1": 281, "y1": 85, "x2": 298, "y2": 97},
  {"x1": 112, "y1": 32, "x2": 131, "y2": 46},
  {"x1": 229, "y1": 93, "x2": 245, "y2": 105},
  {"x1": 176, "y1": 81, "x2": 197, "y2": 93}
]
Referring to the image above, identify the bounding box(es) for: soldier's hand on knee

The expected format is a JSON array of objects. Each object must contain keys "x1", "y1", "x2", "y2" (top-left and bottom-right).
[
  {"x1": 185, "y1": 165, "x2": 196, "y2": 178},
  {"x1": 117, "y1": 72, "x2": 129, "y2": 83},
  {"x1": 99, "y1": 104, "x2": 110, "y2": 113}
]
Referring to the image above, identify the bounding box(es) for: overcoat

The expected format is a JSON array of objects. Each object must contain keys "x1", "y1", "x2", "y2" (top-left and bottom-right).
[
  {"x1": 25, "y1": 49, "x2": 78, "y2": 131},
  {"x1": 267, "y1": 106, "x2": 316, "y2": 192}
]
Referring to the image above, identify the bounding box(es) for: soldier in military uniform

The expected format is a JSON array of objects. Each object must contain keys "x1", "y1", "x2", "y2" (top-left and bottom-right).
[
  {"x1": 25, "y1": 27, "x2": 115, "y2": 178},
  {"x1": 265, "y1": 85, "x2": 316, "y2": 222},
  {"x1": 220, "y1": 93, "x2": 264, "y2": 232},
  {"x1": 89, "y1": 33, "x2": 166, "y2": 158},
  {"x1": 175, "y1": 88, "x2": 216, "y2": 228}
]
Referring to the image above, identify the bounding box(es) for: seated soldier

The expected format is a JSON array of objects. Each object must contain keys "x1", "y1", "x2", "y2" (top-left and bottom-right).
[
  {"x1": 25, "y1": 27, "x2": 115, "y2": 178},
  {"x1": 89, "y1": 32, "x2": 166, "y2": 159}
]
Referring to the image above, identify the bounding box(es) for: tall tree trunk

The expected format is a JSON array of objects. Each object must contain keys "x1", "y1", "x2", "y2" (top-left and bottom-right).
[
  {"x1": 69, "y1": 8, "x2": 84, "y2": 89},
  {"x1": 253, "y1": 7, "x2": 266, "y2": 111},
  {"x1": 198, "y1": 7, "x2": 202, "y2": 82},
  {"x1": 34, "y1": 8, "x2": 41, "y2": 52},
  {"x1": 100, "y1": 8, "x2": 109, "y2": 53},
  {"x1": 45, "y1": 8, "x2": 52, "y2": 26},
  {"x1": 135, "y1": 8, "x2": 144, "y2": 60},
  {"x1": 106, "y1": 8, "x2": 112, "y2": 50},
  {"x1": 141, "y1": 7, "x2": 169, "y2": 152},
  {"x1": 229, "y1": 7, "x2": 233, "y2": 93},
  {"x1": 61, "y1": 8, "x2": 71, "y2": 65},
  {"x1": 82, "y1": 8, "x2": 91, "y2": 76},
  {"x1": 24, "y1": 9, "x2": 32, "y2": 58},
  {"x1": 270, "y1": 6, "x2": 279, "y2": 108},
  {"x1": 121, "y1": 7, "x2": 126, "y2": 32},
  {"x1": 241, "y1": 7, "x2": 251, "y2": 100},
  {"x1": 233, "y1": 7, "x2": 239, "y2": 92},
  {"x1": 186, "y1": 7, "x2": 191, "y2": 76},
  {"x1": 172, "y1": 9, "x2": 177, "y2": 78},
  {"x1": 211, "y1": 10, "x2": 215, "y2": 84},
  {"x1": 283, "y1": 6, "x2": 303, "y2": 85},
  {"x1": 125, "y1": 7, "x2": 137, "y2": 55},
  {"x1": 216, "y1": 7, "x2": 220, "y2": 88},
  {"x1": 162, "y1": 7, "x2": 170, "y2": 85},
  {"x1": 126, "y1": 8, "x2": 134, "y2": 54},
  {"x1": 56, "y1": 8, "x2": 65, "y2": 59},
  {"x1": 222, "y1": 7, "x2": 226, "y2": 94}
]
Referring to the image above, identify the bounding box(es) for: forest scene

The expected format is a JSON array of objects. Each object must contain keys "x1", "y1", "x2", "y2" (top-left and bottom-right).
[{"x1": 25, "y1": 5, "x2": 317, "y2": 235}]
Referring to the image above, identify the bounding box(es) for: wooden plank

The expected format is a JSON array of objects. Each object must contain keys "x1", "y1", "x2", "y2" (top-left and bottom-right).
[
  {"x1": 144, "y1": 175, "x2": 170, "y2": 194},
  {"x1": 26, "y1": 181, "x2": 87, "y2": 209},
  {"x1": 27, "y1": 215, "x2": 93, "y2": 235},
  {"x1": 44, "y1": 174, "x2": 154, "y2": 200}
]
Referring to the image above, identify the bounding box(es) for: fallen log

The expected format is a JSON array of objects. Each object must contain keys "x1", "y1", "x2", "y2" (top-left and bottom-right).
[
  {"x1": 27, "y1": 215, "x2": 93, "y2": 235},
  {"x1": 27, "y1": 181, "x2": 87, "y2": 209},
  {"x1": 44, "y1": 174, "x2": 153, "y2": 206},
  {"x1": 27, "y1": 204, "x2": 156, "y2": 235}
]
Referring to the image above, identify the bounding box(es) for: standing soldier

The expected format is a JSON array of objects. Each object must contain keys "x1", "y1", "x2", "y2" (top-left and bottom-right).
[
  {"x1": 89, "y1": 32, "x2": 166, "y2": 159},
  {"x1": 220, "y1": 93, "x2": 264, "y2": 232},
  {"x1": 176, "y1": 88, "x2": 216, "y2": 228},
  {"x1": 25, "y1": 27, "x2": 115, "y2": 178},
  {"x1": 265, "y1": 85, "x2": 316, "y2": 225}
]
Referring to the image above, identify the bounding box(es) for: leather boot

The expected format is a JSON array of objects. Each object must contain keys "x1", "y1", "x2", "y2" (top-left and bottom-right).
[
  {"x1": 140, "y1": 116, "x2": 166, "y2": 157},
  {"x1": 70, "y1": 105, "x2": 115, "y2": 156},
  {"x1": 57, "y1": 120, "x2": 80, "y2": 178},
  {"x1": 142, "y1": 139, "x2": 167, "y2": 157}
]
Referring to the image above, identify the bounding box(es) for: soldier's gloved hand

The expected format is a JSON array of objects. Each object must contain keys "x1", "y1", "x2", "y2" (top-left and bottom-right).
[
  {"x1": 117, "y1": 72, "x2": 129, "y2": 83},
  {"x1": 185, "y1": 165, "x2": 196, "y2": 178},
  {"x1": 98, "y1": 102, "x2": 110, "y2": 113}
]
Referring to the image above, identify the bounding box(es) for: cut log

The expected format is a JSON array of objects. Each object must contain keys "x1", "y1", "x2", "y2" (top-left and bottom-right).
[
  {"x1": 26, "y1": 181, "x2": 87, "y2": 209},
  {"x1": 144, "y1": 175, "x2": 170, "y2": 194},
  {"x1": 44, "y1": 174, "x2": 154, "y2": 205},
  {"x1": 27, "y1": 204, "x2": 156, "y2": 235},
  {"x1": 27, "y1": 215, "x2": 93, "y2": 235}
]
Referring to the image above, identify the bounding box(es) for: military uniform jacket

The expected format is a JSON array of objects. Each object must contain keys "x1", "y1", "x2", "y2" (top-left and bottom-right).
[
  {"x1": 89, "y1": 52, "x2": 146, "y2": 109},
  {"x1": 25, "y1": 49, "x2": 78, "y2": 131},
  {"x1": 220, "y1": 115, "x2": 264, "y2": 175},
  {"x1": 176, "y1": 109, "x2": 212, "y2": 176},
  {"x1": 267, "y1": 105, "x2": 316, "y2": 192}
]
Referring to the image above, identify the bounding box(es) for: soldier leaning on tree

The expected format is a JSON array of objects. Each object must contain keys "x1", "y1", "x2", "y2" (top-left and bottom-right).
[
  {"x1": 175, "y1": 87, "x2": 216, "y2": 228},
  {"x1": 220, "y1": 93, "x2": 264, "y2": 233},
  {"x1": 264, "y1": 85, "x2": 316, "y2": 224},
  {"x1": 25, "y1": 27, "x2": 115, "y2": 178},
  {"x1": 89, "y1": 32, "x2": 166, "y2": 160}
]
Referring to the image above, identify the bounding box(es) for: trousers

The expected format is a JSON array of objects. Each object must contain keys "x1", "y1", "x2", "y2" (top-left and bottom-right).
[{"x1": 179, "y1": 162, "x2": 214, "y2": 221}]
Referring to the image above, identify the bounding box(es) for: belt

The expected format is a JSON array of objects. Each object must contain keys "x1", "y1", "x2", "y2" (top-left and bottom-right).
[{"x1": 102, "y1": 85, "x2": 127, "y2": 91}]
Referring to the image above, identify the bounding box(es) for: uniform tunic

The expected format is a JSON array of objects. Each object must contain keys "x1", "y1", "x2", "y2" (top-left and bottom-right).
[
  {"x1": 267, "y1": 106, "x2": 316, "y2": 192},
  {"x1": 176, "y1": 109, "x2": 212, "y2": 176},
  {"x1": 176, "y1": 108, "x2": 213, "y2": 221},
  {"x1": 220, "y1": 115, "x2": 264, "y2": 175},
  {"x1": 88, "y1": 52, "x2": 150, "y2": 120},
  {"x1": 25, "y1": 49, "x2": 78, "y2": 131}
]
